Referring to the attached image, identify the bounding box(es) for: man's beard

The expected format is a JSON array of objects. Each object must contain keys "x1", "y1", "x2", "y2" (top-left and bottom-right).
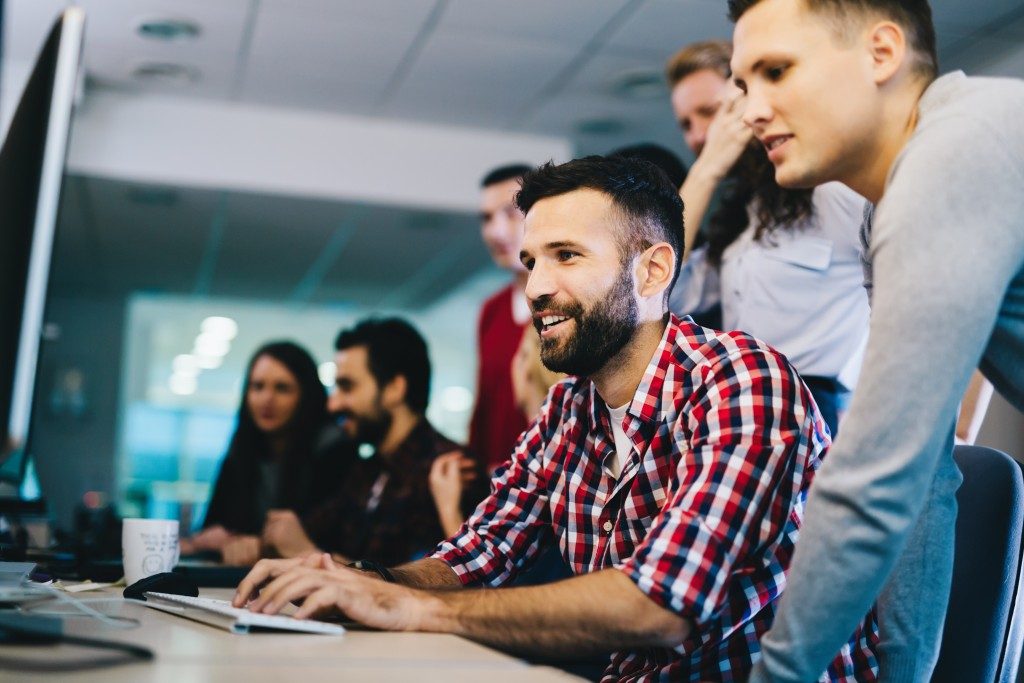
[
  {"x1": 534, "y1": 263, "x2": 639, "y2": 377},
  {"x1": 339, "y1": 401, "x2": 392, "y2": 447}
]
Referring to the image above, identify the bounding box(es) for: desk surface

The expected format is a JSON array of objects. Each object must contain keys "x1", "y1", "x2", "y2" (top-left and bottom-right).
[{"x1": 5, "y1": 588, "x2": 585, "y2": 681}]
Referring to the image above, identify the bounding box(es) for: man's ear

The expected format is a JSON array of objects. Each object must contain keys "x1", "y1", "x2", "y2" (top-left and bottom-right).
[
  {"x1": 382, "y1": 375, "x2": 407, "y2": 409},
  {"x1": 637, "y1": 242, "x2": 675, "y2": 299},
  {"x1": 865, "y1": 20, "x2": 908, "y2": 85}
]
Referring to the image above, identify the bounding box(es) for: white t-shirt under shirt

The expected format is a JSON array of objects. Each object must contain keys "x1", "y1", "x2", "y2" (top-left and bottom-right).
[{"x1": 605, "y1": 402, "x2": 632, "y2": 479}]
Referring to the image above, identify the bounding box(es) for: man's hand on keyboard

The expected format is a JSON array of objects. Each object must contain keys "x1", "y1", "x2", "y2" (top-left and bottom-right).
[
  {"x1": 238, "y1": 553, "x2": 428, "y2": 631},
  {"x1": 233, "y1": 552, "x2": 336, "y2": 607}
]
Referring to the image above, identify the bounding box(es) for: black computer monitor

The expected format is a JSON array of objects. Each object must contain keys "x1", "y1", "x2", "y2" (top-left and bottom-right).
[{"x1": 0, "y1": 8, "x2": 85, "y2": 483}]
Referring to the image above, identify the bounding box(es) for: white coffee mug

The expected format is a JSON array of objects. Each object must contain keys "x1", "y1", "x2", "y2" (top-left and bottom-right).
[{"x1": 122, "y1": 518, "x2": 180, "y2": 586}]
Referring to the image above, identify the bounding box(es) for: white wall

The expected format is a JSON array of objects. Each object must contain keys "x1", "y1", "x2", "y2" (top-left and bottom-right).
[{"x1": 4, "y1": 57, "x2": 571, "y2": 215}]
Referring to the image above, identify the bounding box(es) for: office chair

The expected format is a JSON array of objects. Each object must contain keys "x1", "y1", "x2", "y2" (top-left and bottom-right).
[{"x1": 933, "y1": 445, "x2": 1024, "y2": 683}]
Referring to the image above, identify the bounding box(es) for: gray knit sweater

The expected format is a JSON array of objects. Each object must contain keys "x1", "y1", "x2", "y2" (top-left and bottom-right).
[{"x1": 751, "y1": 71, "x2": 1024, "y2": 682}]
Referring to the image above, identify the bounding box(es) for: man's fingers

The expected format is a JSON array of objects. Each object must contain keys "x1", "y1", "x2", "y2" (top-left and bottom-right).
[
  {"x1": 293, "y1": 585, "x2": 341, "y2": 620},
  {"x1": 303, "y1": 552, "x2": 328, "y2": 568},
  {"x1": 258, "y1": 571, "x2": 333, "y2": 615},
  {"x1": 233, "y1": 558, "x2": 299, "y2": 607},
  {"x1": 318, "y1": 553, "x2": 339, "y2": 571},
  {"x1": 249, "y1": 566, "x2": 324, "y2": 612},
  {"x1": 233, "y1": 559, "x2": 276, "y2": 606}
]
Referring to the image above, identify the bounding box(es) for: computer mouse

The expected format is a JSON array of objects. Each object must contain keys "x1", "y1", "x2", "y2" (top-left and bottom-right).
[{"x1": 123, "y1": 572, "x2": 199, "y2": 601}]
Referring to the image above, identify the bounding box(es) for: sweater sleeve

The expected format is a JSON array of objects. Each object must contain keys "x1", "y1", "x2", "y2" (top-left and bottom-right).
[{"x1": 752, "y1": 112, "x2": 1024, "y2": 681}]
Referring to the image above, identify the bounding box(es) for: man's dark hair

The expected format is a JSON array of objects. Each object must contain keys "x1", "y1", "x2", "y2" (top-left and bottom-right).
[
  {"x1": 728, "y1": 0, "x2": 937, "y2": 79},
  {"x1": 516, "y1": 156, "x2": 684, "y2": 296},
  {"x1": 480, "y1": 164, "x2": 533, "y2": 188},
  {"x1": 334, "y1": 318, "x2": 431, "y2": 414},
  {"x1": 609, "y1": 143, "x2": 688, "y2": 190}
]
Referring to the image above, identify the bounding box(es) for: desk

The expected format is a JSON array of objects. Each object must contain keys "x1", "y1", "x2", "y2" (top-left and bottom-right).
[{"x1": 6, "y1": 588, "x2": 585, "y2": 681}]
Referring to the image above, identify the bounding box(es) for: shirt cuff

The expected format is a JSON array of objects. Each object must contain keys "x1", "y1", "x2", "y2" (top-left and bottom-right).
[{"x1": 429, "y1": 544, "x2": 476, "y2": 586}]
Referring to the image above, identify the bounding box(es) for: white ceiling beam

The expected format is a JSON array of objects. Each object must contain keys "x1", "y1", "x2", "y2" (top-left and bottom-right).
[{"x1": 64, "y1": 90, "x2": 571, "y2": 213}]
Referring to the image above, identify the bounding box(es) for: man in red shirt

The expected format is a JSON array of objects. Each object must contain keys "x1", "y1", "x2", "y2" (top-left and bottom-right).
[{"x1": 469, "y1": 164, "x2": 534, "y2": 471}]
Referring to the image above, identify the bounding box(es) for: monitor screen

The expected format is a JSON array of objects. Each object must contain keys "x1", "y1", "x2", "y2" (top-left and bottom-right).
[{"x1": 0, "y1": 8, "x2": 84, "y2": 482}]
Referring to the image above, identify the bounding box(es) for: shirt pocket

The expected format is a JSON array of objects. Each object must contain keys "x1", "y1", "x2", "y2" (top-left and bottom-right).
[{"x1": 747, "y1": 236, "x2": 835, "y2": 313}]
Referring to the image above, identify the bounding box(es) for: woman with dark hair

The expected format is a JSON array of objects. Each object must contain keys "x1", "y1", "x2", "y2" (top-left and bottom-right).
[
  {"x1": 698, "y1": 146, "x2": 869, "y2": 436},
  {"x1": 665, "y1": 40, "x2": 870, "y2": 435},
  {"x1": 180, "y1": 341, "x2": 344, "y2": 563}
]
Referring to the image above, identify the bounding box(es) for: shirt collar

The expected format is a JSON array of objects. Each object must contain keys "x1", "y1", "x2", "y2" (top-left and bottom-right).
[
  {"x1": 918, "y1": 70, "x2": 966, "y2": 118},
  {"x1": 379, "y1": 417, "x2": 436, "y2": 470},
  {"x1": 586, "y1": 314, "x2": 685, "y2": 428}
]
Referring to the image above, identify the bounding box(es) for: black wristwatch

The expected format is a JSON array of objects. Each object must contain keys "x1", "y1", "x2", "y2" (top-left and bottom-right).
[{"x1": 347, "y1": 559, "x2": 396, "y2": 583}]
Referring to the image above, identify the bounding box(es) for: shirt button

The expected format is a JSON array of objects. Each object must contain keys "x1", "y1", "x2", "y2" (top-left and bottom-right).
[{"x1": 602, "y1": 521, "x2": 613, "y2": 533}]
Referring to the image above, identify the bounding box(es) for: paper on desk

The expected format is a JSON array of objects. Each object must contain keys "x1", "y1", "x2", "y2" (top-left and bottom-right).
[{"x1": 59, "y1": 579, "x2": 123, "y2": 593}]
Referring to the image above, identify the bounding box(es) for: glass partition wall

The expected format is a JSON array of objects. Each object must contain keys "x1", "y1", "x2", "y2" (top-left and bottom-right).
[{"x1": 31, "y1": 174, "x2": 502, "y2": 531}]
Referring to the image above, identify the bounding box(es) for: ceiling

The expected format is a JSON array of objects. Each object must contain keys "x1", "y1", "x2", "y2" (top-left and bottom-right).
[
  {"x1": 7, "y1": 0, "x2": 1023, "y2": 160},
  {"x1": 7, "y1": 0, "x2": 1024, "y2": 308},
  {"x1": 50, "y1": 174, "x2": 491, "y2": 307}
]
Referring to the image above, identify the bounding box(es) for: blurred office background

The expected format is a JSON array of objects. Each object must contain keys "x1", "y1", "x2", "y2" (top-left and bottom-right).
[{"x1": 2, "y1": 0, "x2": 1022, "y2": 531}]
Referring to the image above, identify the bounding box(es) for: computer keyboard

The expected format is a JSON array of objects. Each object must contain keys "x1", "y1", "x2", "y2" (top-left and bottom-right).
[{"x1": 144, "y1": 592, "x2": 345, "y2": 635}]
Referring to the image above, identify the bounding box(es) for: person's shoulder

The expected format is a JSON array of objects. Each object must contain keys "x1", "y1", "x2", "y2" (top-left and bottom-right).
[
  {"x1": 418, "y1": 420, "x2": 465, "y2": 457},
  {"x1": 918, "y1": 72, "x2": 1024, "y2": 140},
  {"x1": 813, "y1": 181, "x2": 865, "y2": 212},
  {"x1": 476, "y1": 282, "x2": 516, "y2": 328},
  {"x1": 956, "y1": 73, "x2": 1024, "y2": 108},
  {"x1": 672, "y1": 319, "x2": 794, "y2": 384}
]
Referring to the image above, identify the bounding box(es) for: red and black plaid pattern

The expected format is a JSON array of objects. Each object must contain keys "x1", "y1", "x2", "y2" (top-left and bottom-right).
[{"x1": 433, "y1": 315, "x2": 877, "y2": 681}]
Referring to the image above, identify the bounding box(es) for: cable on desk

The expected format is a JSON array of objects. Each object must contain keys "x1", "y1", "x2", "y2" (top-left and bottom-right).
[
  {"x1": 24, "y1": 586, "x2": 140, "y2": 629},
  {"x1": 0, "y1": 585, "x2": 153, "y2": 672}
]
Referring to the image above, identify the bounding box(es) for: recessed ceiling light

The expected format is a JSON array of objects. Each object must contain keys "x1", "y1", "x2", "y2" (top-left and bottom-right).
[
  {"x1": 195, "y1": 354, "x2": 223, "y2": 371},
  {"x1": 575, "y1": 117, "x2": 626, "y2": 136},
  {"x1": 132, "y1": 62, "x2": 201, "y2": 86},
  {"x1": 194, "y1": 333, "x2": 230, "y2": 358},
  {"x1": 200, "y1": 316, "x2": 238, "y2": 340},
  {"x1": 610, "y1": 68, "x2": 667, "y2": 101},
  {"x1": 137, "y1": 18, "x2": 201, "y2": 41},
  {"x1": 169, "y1": 373, "x2": 197, "y2": 396},
  {"x1": 172, "y1": 354, "x2": 200, "y2": 376}
]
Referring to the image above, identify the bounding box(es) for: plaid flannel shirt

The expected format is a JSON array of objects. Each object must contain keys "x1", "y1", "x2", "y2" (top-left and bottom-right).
[{"x1": 433, "y1": 315, "x2": 877, "y2": 681}]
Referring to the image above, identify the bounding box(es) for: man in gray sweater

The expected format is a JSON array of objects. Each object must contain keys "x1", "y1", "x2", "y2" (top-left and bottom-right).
[{"x1": 727, "y1": 0, "x2": 1024, "y2": 680}]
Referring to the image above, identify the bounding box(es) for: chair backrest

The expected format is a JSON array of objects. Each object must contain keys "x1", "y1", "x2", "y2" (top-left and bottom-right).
[{"x1": 933, "y1": 445, "x2": 1024, "y2": 683}]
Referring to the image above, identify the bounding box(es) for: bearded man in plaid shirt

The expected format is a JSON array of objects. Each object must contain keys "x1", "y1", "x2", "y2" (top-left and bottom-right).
[{"x1": 234, "y1": 156, "x2": 878, "y2": 682}]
